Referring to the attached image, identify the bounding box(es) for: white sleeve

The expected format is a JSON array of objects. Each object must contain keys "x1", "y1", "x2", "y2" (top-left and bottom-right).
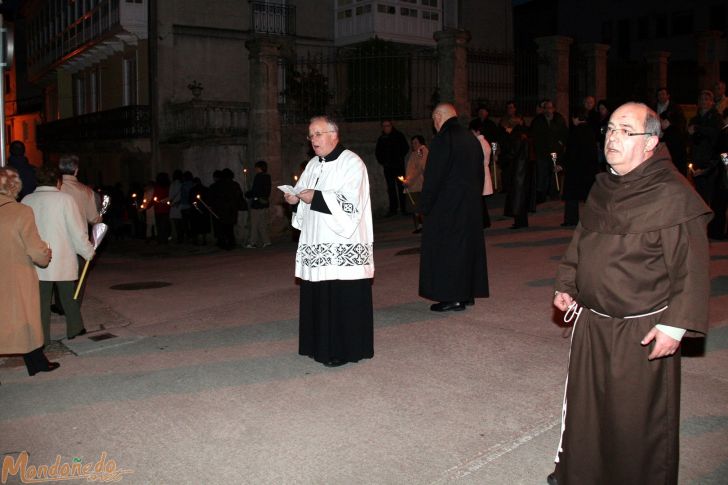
[{"x1": 655, "y1": 324, "x2": 686, "y2": 341}]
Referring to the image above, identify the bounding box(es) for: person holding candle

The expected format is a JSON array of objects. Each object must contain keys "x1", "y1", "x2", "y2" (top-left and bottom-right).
[
  {"x1": 403, "y1": 135, "x2": 428, "y2": 233},
  {"x1": 548, "y1": 102, "x2": 712, "y2": 485},
  {"x1": 284, "y1": 115, "x2": 374, "y2": 367},
  {"x1": 0, "y1": 167, "x2": 58, "y2": 377},
  {"x1": 22, "y1": 166, "x2": 95, "y2": 344}
]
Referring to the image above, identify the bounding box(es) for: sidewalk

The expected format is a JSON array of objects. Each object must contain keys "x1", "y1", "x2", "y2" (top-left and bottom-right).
[{"x1": 1, "y1": 198, "x2": 727, "y2": 484}]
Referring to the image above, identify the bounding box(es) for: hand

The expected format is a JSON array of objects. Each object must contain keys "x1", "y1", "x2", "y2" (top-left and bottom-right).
[
  {"x1": 297, "y1": 189, "x2": 314, "y2": 204},
  {"x1": 283, "y1": 193, "x2": 299, "y2": 205},
  {"x1": 553, "y1": 291, "x2": 574, "y2": 312},
  {"x1": 641, "y1": 326, "x2": 680, "y2": 360}
]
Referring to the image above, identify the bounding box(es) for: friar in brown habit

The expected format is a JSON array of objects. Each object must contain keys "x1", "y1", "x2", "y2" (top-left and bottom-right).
[{"x1": 548, "y1": 102, "x2": 712, "y2": 485}]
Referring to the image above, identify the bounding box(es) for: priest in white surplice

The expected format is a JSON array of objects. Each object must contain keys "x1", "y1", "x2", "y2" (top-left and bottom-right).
[{"x1": 284, "y1": 116, "x2": 374, "y2": 367}]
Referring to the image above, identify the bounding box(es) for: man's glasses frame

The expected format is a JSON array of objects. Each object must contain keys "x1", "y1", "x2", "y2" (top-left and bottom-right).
[
  {"x1": 601, "y1": 126, "x2": 656, "y2": 137},
  {"x1": 306, "y1": 131, "x2": 336, "y2": 141}
]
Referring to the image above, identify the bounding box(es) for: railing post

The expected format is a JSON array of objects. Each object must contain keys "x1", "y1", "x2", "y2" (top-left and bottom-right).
[
  {"x1": 245, "y1": 35, "x2": 287, "y2": 236},
  {"x1": 434, "y1": 29, "x2": 472, "y2": 123}
]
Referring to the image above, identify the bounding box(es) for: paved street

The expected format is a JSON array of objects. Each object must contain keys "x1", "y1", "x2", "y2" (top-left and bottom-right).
[{"x1": 2, "y1": 198, "x2": 727, "y2": 484}]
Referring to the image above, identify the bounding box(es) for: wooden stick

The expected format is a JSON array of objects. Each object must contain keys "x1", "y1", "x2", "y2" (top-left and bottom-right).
[{"x1": 74, "y1": 259, "x2": 91, "y2": 300}]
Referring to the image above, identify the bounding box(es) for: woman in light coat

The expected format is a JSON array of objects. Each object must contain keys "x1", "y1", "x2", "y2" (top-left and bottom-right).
[
  {"x1": 22, "y1": 166, "x2": 95, "y2": 344},
  {"x1": 0, "y1": 168, "x2": 58, "y2": 376}
]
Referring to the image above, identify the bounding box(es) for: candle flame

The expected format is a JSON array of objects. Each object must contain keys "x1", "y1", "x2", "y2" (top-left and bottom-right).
[
  {"x1": 153, "y1": 197, "x2": 158, "y2": 202},
  {"x1": 196, "y1": 194, "x2": 201, "y2": 199},
  {"x1": 132, "y1": 193, "x2": 137, "y2": 198},
  {"x1": 293, "y1": 175, "x2": 298, "y2": 181},
  {"x1": 397, "y1": 176, "x2": 405, "y2": 182}
]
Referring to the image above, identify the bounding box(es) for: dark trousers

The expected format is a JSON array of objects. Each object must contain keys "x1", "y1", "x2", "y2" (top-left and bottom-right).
[
  {"x1": 217, "y1": 222, "x2": 236, "y2": 249},
  {"x1": 482, "y1": 196, "x2": 491, "y2": 229},
  {"x1": 40, "y1": 281, "x2": 84, "y2": 345},
  {"x1": 22, "y1": 346, "x2": 52, "y2": 376},
  {"x1": 155, "y1": 213, "x2": 171, "y2": 243},
  {"x1": 173, "y1": 217, "x2": 186, "y2": 243},
  {"x1": 384, "y1": 168, "x2": 407, "y2": 214}
]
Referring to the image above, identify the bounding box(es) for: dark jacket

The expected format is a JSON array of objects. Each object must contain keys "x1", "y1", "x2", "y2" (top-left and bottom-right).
[
  {"x1": 530, "y1": 112, "x2": 569, "y2": 160},
  {"x1": 245, "y1": 172, "x2": 272, "y2": 209},
  {"x1": 375, "y1": 128, "x2": 409, "y2": 174},
  {"x1": 7, "y1": 155, "x2": 37, "y2": 200}
]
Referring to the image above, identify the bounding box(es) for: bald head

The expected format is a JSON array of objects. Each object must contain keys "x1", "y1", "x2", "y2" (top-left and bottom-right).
[{"x1": 432, "y1": 103, "x2": 457, "y2": 132}]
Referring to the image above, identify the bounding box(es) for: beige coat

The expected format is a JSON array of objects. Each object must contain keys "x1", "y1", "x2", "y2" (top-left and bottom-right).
[
  {"x1": 22, "y1": 187, "x2": 95, "y2": 281},
  {"x1": 0, "y1": 194, "x2": 50, "y2": 354}
]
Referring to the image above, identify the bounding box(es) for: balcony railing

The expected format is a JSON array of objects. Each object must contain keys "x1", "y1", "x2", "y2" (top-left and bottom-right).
[
  {"x1": 251, "y1": 1, "x2": 296, "y2": 36},
  {"x1": 162, "y1": 100, "x2": 250, "y2": 142},
  {"x1": 37, "y1": 105, "x2": 150, "y2": 146}
]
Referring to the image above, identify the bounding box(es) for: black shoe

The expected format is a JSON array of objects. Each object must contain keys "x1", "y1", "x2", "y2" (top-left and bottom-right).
[
  {"x1": 323, "y1": 358, "x2": 347, "y2": 368},
  {"x1": 50, "y1": 304, "x2": 65, "y2": 315},
  {"x1": 412, "y1": 227, "x2": 422, "y2": 234},
  {"x1": 546, "y1": 472, "x2": 558, "y2": 485},
  {"x1": 430, "y1": 301, "x2": 466, "y2": 312},
  {"x1": 463, "y1": 299, "x2": 475, "y2": 306},
  {"x1": 29, "y1": 361, "x2": 60, "y2": 376},
  {"x1": 68, "y1": 328, "x2": 87, "y2": 340}
]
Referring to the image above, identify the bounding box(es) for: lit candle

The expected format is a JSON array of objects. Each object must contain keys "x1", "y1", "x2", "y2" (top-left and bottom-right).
[{"x1": 293, "y1": 175, "x2": 298, "y2": 182}]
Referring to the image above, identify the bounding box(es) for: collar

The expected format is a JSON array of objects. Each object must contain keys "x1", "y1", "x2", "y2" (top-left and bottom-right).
[
  {"x1": 62, "y1": 174, "x2": 79, "y2": 182},
  {"x1": 35, "y1": 186, "x2": 60, "y2": 192},
  {"x1": 319, "y1": 143, "x2": 345, "y2": 162}
]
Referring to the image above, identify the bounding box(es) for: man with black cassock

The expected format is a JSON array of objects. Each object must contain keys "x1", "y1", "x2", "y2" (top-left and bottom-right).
[
  {"x1": 548, "y1": 102, "x2": 711, "y2": 485},
  {"x1": 418, "y1": 103, "x2": 489, "y2": 312}
]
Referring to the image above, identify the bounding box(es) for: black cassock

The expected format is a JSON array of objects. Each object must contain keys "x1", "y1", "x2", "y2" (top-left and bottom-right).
[{"x1": 418, "y1": 117, "x2": 489, "y2": 302}]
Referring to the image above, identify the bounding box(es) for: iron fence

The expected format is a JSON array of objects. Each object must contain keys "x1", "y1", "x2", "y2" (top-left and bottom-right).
[
  {"x1": 279, "y1": 46, "x2": 438, "y2": 123},
  {"x1": 468, "y1": 49, "x2": 515, "y2": 117},
  {"x1": 278, "y1": 43, "x2": 540, "y2": 123},
  {"x1": 37, "y1": 105, "x2": 150, "y2": 146}
]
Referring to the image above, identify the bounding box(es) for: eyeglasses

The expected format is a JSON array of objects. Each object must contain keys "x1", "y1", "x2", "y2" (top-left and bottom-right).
[
  {"x1": 601, "y1": 126, "x2": 655, "y2": 137},
  {"x1": 306, "y1": 131, "x2": 335, "y2": 141}
]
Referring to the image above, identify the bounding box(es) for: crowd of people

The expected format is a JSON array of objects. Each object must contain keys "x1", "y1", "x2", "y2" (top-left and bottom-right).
[{"x1": 111, "y1": 165, "x2": 272, "y2": 251}]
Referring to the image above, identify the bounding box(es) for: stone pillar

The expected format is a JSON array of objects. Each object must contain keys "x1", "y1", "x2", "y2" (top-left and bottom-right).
[
  {"x1": 695, "y1": 30, "x2": 722, "y2": 91},
  {"x1": 535, "y1": 35, "x2": 573, "y2": 119},
  {"x1": 245, "y1": 36, "x2": 286, "y2": 236},
  {"x1": 578, "y1": 43, "x2": 610, "y2": 102},
  {"x1": 434, "y1": 29, "x2": 471, "y2": 123},
  {"x1": 644, "y1": 51, "x2": 670, "y2": 102}
]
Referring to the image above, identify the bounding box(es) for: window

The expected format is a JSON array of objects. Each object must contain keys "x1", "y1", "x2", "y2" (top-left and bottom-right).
[
  {"x1": 377, "y1": 4, "x2": 395, "y2": 14},
  {"x1": 337, "y1": 9, "x2": 353, "y2": 19},
  {"x1": 709, "y1": 4, "x2": 726, "y2": 31},
  {"x1": 401, "y1": 7, "x2": 417, "y2": 17},
  {"x1": 671, "y1": 10, "x2": 693, "y2": 36},
  {"x1": 636, "y1": 16, "x2": 649, "y2": 40},
  {"x1": 654, "y1": 14, "x2": 668, "y2": 38},
  {"x1": 601, "y1": 20, "x2": 612, "y2": 43},
  {"x1": 356, "y1": 5, "x2": 371, "y2": 15},
  {"x1": 617, "y1": 18, "x2": 630, "y2": 59},
  {"x1": 124, "y1": 57, "x2": 138, "y2": 106},
  {"x1": 422, "y1": 11, "x2": 438, "y2": 21},
  {"x1": 421, "y1": 0, "x2": 437, "y2": 6}
]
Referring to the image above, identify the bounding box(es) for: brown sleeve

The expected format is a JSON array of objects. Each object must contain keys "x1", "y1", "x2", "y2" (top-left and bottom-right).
[
  {"x1": 659, "y1": 215, "x2": 711, "y2": 335},
  {"x1": 19, "y1": 209, "x2": 50, "y2": 267},
  {"x1": 554, "y1": 224, "x2": 582, "y2": 298}
]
